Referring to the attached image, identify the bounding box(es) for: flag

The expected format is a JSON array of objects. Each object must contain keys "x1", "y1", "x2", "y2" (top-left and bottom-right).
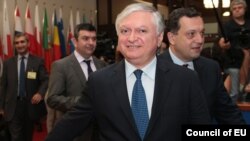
[
  {"x1": 67, "y1": 10, "x2": 75, "y2": 55},
  {"x1": 52, "y1": 10, "x2": 61, "y2": 60},
  {"x1": 2, "y1": 0, "x2": 13, "y2": 59},
  {"x1": 76, "y1": 9, "x2": 81, "y2": 25},
  {"x1": 34, "y1": 4, "x2": 43, "y2": 57},
  {"x1": 0, "y1": 38, "x2": 3, "y2": 59},
  {"x1": 0, "y1": 38, "x2": 3, "y2": 77},
  {"x1": 82, "y1": 13, "x2": 88, "y2": 23},
  {"x1": 89, "y1": 10, "x2": 95, "y2": 25},
  {"x1": 58, "y1": 7, "x2": 66, "y2": 57},
  {"x1": 25, "y1": 3, "x2": 37, "y2": 55},
  {"x1": 14, "y1": 5, "x2": 23, "y2": 34},
  {"x1": 43, "y1": 8, "x2": 52, "y2": 72}
]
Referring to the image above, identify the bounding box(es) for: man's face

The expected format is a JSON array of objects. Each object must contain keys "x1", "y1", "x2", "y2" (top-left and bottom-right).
[
  {"x1": 14, "y1": 36, "x2": 29, "y2": 55},
  {"x1": 74, "y1": 30, "x2": 97, "y2": 58},
  {"x1": 231, "y1": 4, "x2": 246, "y2": 19},
  {"x1": 117, "y1": 11, "x2": 163, "y2": 68},
  {"x1": 168, "y1": 16, "x2": 204, "y2": 62}
]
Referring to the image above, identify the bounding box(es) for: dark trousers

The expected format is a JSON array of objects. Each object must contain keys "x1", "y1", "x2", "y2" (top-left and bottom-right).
[{"x1": 8, "y1": 99, "x2": 34, "y2": 141}]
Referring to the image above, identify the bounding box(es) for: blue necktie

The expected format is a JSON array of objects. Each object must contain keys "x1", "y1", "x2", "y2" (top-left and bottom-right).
[
  {"x1": 131, "y1": 69, "x2": 149, "y2": 139},
  {"x1": 84, "y1": 60, "x2": 93, "y2": 76},
  {"x1": 19, "y1": 56, "x2": 26, "y2": 97}
]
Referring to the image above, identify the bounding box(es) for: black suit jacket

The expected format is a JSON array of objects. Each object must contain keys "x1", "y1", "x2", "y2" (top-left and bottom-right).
[
  {"x1": 159, "y1": 50, "x2": 245, "y2": 124},
  {"x1": 0, "y1": 54, "x2": 49, "y2": 121},
  {"x1": 46, "y1": 57, "x2": 210, "y2": 141}
]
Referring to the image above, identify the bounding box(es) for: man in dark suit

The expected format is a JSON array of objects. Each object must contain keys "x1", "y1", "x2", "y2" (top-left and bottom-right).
[
  {"x1": 46, "y1": 23, "x2": 107, "y2": 140},
  {"x1": 159, "y1": 7, "x2": 245, "y2": 124},
  {"x1": 0, "y1": 33, "x2": 49, "y2": 141},
  {"x1": 45, "y1": 3, "x2": 210, "y2": 141}
]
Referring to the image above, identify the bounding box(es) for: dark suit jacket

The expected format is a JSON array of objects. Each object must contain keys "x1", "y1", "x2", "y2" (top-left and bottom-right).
[
  {"x1": 159, "y1": 50, "x2": 246, "y2": 124},
  {"x1": 45, "y1": 57, "x2": 210, "y2": 141},
  {"x1": 0, "y1": 54, "x2": 48, "y2": 121}
]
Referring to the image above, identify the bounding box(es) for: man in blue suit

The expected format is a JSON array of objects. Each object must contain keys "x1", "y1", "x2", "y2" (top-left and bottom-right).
[{"x1": 45, "y1": 3, "x2": 210, "y2": 141}]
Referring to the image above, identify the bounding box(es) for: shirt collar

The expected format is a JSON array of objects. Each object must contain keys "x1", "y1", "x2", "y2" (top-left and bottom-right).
[
  {"x1": 74, "y1": 51, "x2": 93, "y2": 63},
  {"x1": 125, "y1": 56, "x2": 156, "y2": 80},
  {"x1": 169, "y1": 48, "x2": 194, "y2": 70},
  {"x1": 18, "y1": 53, "x2": 29, "y2": 60}
]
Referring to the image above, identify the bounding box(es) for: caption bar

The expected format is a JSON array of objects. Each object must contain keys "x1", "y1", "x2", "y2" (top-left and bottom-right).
[{"x1": 182, "y1": 125, "x2": 250, "y2": 140}]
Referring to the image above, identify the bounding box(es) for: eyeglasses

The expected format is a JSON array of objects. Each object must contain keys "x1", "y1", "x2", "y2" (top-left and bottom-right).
[{"x1": 14, "y1": 40, "x2": 26, "y2": 45}]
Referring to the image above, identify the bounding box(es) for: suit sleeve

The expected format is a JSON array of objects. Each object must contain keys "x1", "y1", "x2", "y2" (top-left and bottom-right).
[
  {"x1": 45, "y1": 79, "x2": 94, "y2": 141},
  {"x1": 47, "y1": 62, "x2": 81, "y2": 112},
  {"x1": 37, "y1": 58, "x2": 49, "y2": 97},
  {"x1": 213, "y1": 64, "x2": 246, "y2": 124},
  {"x1": 0, "y1": 61, "x2": 7, "y2": 109}
]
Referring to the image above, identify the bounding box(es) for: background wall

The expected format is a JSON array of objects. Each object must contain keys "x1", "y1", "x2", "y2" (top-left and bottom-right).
[
  {"x1": 97, "y1": 0, "x2": 168, "y2": 25},
  {"x1": 0, "y1": 0, "x2": 96, "y2": 38}
]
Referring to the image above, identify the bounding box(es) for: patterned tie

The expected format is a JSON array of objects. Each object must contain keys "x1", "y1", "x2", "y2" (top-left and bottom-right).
[
  {"x1": 131, "y1": 69, "x2": 149, "y2": 140},
  {"x1": 19, "y1": 56, "x2": 26, "y2": 97},
  {"x1": 84, "y1": 60, "x2": 93, "y2": 76}
]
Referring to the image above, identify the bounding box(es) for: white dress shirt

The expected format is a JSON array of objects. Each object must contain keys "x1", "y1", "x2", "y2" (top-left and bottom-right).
[
  {"x1": 74, "y1": 51, "x2": 97, "y2": 79},
  {"x1": 125, "y1": 57, "x2": 156, "y2": 118},
  {"x1": 169, "y1": 48, "x2": 195, "y2": 70}
]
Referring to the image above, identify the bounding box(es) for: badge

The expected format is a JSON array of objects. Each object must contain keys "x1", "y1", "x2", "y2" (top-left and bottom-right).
[{"x1": 27, "y1": 71, "x2": 37, "y2": 79}]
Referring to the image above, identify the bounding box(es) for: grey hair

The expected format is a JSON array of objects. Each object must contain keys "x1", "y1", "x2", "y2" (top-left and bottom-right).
[
  {"x1": 230, "y1": 0, "x2": 247, "y2": 11},
  {"x1": 115, "y1": 3, "x2": 165, "y2": 36}
]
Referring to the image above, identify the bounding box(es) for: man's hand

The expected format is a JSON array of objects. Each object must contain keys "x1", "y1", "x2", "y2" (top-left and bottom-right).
[
  {"x1": 0, "y1": 109, "x2": 4, "y2": 116},
  {"x1": 219, "y1": 37, "x2": 230, "y2": 49},
  {"x1": 31, "y1": 93, "x2": 43, "y2": 104}
]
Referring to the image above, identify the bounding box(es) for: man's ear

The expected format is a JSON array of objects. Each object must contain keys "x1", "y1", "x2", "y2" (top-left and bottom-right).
[
  {"x1": 167, "y1": 32, "x2": 175, "y2": 45},
  {"x1": 72, "y1": 38, "x2": 77, "y2": 47},
  {"x1": 157, "y1": 32, "x2": 164, "y2": 47}
]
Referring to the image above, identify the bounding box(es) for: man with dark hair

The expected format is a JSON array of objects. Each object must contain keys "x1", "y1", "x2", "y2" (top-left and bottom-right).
[
  {"x1": 0, "y1": 32, "x2": 49, "y2": 141},
  {"x1": 46, "y1": 23, "x2": 107, "y2": 141},
  {"x1": 160, "y1": 7, "x2": 245, "y2": 124}
]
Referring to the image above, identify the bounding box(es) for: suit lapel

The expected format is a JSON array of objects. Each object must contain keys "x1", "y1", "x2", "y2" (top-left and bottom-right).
[
  {"x1": 92, "y1": 56, "x2": 103, "y2": 69},
  {"x1": 26, "y1": 55, "x2": 35, "y2": 71},
  {"x1": 13, "y1": 57, "x2": 18, "y2": 86},
  {"x1": 70, "y1": 54, "x2": 87, "y2": 86},
  {"x1": 193, "y1": 58, "x2": 203, "y2": 77},
  {"x1": 111, "y1": 61, "x2": 139, "y2": 135},
  {"x1": 145, "y1": 58, "x2": 172, "y2": 137}
]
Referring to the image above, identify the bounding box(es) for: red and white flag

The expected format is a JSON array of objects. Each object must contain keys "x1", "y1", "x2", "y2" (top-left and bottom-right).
[
  {"x1": 67, "y1": 10, "x2": 75, "y2": 55},
  {"x1": 14, "y1": 5, "x2": 23, "y2": 34},
  {"x1": 25, "y1": 3, "x2": 37, "y2": 55},
  {"x1": 2, "y1": 0, "x2": 13, "y2": 59},
  {"x1": 34, "y1": 4, "x2": 43, "y2": 57}
]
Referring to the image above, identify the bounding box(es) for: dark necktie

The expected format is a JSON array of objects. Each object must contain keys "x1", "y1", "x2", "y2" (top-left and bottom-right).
[
  {"x1": 182, "y1": 64, "x2": 189, "y2": 68},
  {"x1": 19, "y1": 56, "x2": 26, "y2": 97},
  {"x1": 84, "y1": 60, "x2": 93, "y2": 76},
  {"x1": 131, "y1": 69, "x2": 149, "y2": 139}
]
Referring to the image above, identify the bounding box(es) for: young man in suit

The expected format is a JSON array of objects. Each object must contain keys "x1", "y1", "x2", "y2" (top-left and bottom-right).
[
  {"x1": 45, "y1": 3, "x2": 210, "y2": 141},
  {"x1": 159, "y1": 7, "x2": 245, "y2": 124},
  {"x1": 0, "y1": 33, "x2": 49, "y2": 141},
  {"x1": 46, "y1": 23, "x2": 107, "y2": 141}
]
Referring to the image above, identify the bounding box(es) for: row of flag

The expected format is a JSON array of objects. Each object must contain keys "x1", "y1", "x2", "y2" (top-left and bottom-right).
[{"x1": 0, "y1": 0, "x2": 95, "y2": 72}]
